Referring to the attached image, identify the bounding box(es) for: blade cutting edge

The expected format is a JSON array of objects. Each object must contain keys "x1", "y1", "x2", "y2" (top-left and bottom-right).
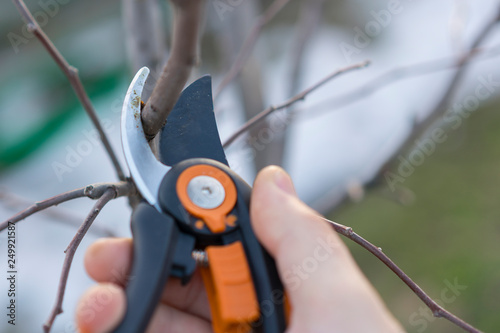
[{"x1": 121, "y1": 67, "x2": 170, "y2": 211}]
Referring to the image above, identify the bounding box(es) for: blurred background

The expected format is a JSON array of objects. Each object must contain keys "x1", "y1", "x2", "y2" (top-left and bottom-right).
[{"x1": 1, "y1": 0, "x2": 500, "y2": 332}]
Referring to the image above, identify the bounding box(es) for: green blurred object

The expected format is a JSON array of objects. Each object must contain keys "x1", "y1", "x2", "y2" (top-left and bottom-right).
[
  {"x1": 335, "y1": 99, "x2": 500, "y2": 333},
  {"x1": 0, "y1": 69, "x2": 124, "y2": 169}
]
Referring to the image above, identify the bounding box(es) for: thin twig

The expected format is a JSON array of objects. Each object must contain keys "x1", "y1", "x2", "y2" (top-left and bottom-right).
[
  {"x1": 214, "y1": 0, "x2": 291, "y2": 99},
  {"x1": 0, "y1": 181, "x2": 135, "y2": 231},
  {"x1": 0, "y1": 189, "x2": 116, "y2": 237},
  {"x1": 43, "y1": 188, "x2": 117, "y2": 333},
  {"x1": 323, "y1": 218, "x2": 482, "y2": 333},
  {"x1": 222, "y1": 60, "x2": 370, "y2": 148},
  {"x1": 141, "y1": 0, "x2": 204, "y2": 140},
  {"x1": 12, "y1": 0, "x2": 126, "y2": 182}
]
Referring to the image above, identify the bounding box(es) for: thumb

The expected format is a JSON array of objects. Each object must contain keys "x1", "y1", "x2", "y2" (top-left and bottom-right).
[
  {"x1": 250, "y1": 166, "x2": 353, "y2": 293},
  {"x1": 250, "y1": 166, "x2": 378, "y2": 330}
]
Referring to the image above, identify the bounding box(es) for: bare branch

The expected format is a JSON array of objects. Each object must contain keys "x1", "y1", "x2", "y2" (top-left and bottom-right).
[
  {"x1": 0, "y1": 189, "x2": 116, "y2": 237},
  {"x1": 141, "y1": 0, "x2": 205, "y2": 140},
  {"x1": 222, "y1": 60, "x2": 370, "y2": 148},
  {"x1": 214, "y1": 0, "x2": 291, "y2": 99},
  {"x1": 43, "y1": 188, "x2": 117, "y2": 333},
  {"x1": 12, "y1": 0, "x2": 126, "y2": 182},
  {"x1": 0, "y1": 181, "x2": 135, "y2": 232},
  {"x1": 324, "y1": 218, "x2": 482, "y2": 333}
]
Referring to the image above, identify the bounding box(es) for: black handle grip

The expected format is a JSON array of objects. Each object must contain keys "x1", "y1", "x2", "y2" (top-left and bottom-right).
[
  {"x1": 112, "y1": 203, "x2": 179, "y2": 333},
  {"x1": 158, "y1": 158, "x2": 287, "y2": 332},
  {"x1": 233, "y1": 177, "x2": 287, "y2": 333}
]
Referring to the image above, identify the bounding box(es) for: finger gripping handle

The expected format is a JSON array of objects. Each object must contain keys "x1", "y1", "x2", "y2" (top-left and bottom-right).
[
  {"x1": 112, "y1": 203, "x2": 179, "y2": 333},
  {"x1": 231, "y1": 174, "x2": 287, "y2": 333}
]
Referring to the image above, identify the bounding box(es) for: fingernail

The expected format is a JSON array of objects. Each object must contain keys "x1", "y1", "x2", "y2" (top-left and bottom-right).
[{"x1": 272, "y1": 167, "x2": 296, "y2": 195}]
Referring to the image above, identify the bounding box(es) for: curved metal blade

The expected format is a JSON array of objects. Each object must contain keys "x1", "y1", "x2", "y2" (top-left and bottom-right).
[{"x1": 121, "y1": 67, "x2": 170, "y2": 211}]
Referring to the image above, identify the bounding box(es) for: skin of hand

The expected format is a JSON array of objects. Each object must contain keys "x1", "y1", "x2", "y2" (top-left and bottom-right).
[{"x1": 75, "y1": 166, "x2": 403, "y2": 333}]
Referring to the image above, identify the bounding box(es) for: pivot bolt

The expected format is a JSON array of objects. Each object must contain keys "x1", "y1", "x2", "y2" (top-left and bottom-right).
[{"x1": 187, "y1": 175, "x2": 226, "y2": 209}]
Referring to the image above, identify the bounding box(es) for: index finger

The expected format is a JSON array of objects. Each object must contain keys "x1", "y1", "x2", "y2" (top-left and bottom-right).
[{"x1": 84, "y1": 237, "x2": 210, "y2": 321}]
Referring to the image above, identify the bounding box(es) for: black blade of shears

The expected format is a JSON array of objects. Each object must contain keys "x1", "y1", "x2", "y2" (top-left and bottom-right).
[{"x1": 158, "y1": 75, "x2": 228, "y2": 167}]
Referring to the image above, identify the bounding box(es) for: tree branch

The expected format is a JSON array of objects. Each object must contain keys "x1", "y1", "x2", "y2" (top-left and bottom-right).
[
  {"x1": 0, "y1": 189, "x2": 116, "y2": 237},
  {"x1": 0, "y1": 181, "x2": 135, "y2": 232},
  {"x1": 214, "y1": 0, "x2": 291, "y2": 99},
  {"x1": 141, "y1": 0, "x2": 205, "y2": 140},
  {"x1": 324, "y1": 218, "x2": 482, "y2": 333},
  {"x1": 12, "y1": 0, "x2": 126, "y2": 182},
  {"x1": 222, "y1": 60, "x2": 370, "y2": 148},
  {"x1": 43, "y1": 188, "x2": 117, "y2": 333}
]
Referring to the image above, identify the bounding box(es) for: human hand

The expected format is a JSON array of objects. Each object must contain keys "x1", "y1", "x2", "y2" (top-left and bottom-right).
[{"x1": 76, "y1": 166, "x2": 403, "y2": 333}]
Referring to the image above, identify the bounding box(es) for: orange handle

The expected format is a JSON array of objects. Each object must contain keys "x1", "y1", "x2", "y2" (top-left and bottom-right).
[{"x1": 200, "y1": 241, "x2": 260, "y2": 333}]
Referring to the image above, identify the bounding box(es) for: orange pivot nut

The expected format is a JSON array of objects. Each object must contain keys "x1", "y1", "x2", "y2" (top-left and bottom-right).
[
  {"x1": 200, "y1": 241, "x2": 260, "y2": 333},
  {"x1": 177, "y1": 165, "x2": 237, "y2": 233}
]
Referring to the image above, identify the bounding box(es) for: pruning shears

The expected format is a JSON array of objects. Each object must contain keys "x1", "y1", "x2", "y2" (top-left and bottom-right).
[{"x1": 114, "y1": 68, "x2": 287, "y2": 333}]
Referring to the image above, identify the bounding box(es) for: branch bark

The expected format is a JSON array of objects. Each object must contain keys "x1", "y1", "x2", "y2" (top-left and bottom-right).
[
  {"x1": 12, "y1": 0, "x2": 126, "y2": 182},
  {"x1": 43, "y1": 188, "x2": 118, "y2": 333},
  {"x1": 324, "y1": 218, "x2": 482, "y2": 333},
  {"x1": 141, "y1": 0, "x2": 204, "y2": 140}
]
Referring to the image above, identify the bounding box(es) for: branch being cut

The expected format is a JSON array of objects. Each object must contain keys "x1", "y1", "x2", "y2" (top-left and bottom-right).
[
  {"x1": 0, "y1": 181, "x2": 135, "y2": 231},
  {"x1": 12, "y1": 0, "x2": 126, "y2": 182},
  {"x1": 214, "y1": 0, "x2": 291, "y2": 99},
  {"x1": 222, "y1": 60, "x2": 370, "y2": 148},
  {"x1": 324, "y1": 218, "x2": 481, "y2": 333},
  {"x1": 43, "y1": 188, "x2": 118, "y2": 333},
  {"x1": 141, "y1": 0, "x2": 204, "y2": 140}
]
